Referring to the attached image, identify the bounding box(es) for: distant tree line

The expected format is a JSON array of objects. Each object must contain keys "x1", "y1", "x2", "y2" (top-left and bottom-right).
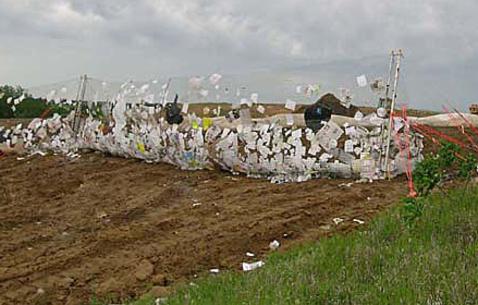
[{"x1": 0, "y1": 85, "x2": 74, "y2": 119}]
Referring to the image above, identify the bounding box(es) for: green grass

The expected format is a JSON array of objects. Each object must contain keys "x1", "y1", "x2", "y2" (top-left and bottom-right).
[
  {"x1": 163, "y1": 186, "x2": 478, "y2": 305},
  {"x1": 93, "y1": 186, "x2": 478, "y2": 305}
]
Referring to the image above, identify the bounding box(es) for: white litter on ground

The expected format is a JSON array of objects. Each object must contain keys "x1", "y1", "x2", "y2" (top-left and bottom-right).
[
  {"x1": 333, "y1": 218, "x2": 344, "y2": 225},
  {"x1": 353, "y1": 219, "x2": 366, "y2": 225},
  {"x1": 242, "y1": 261, "x2": 265, "y2": 271},
  {"x1": 269, "y1": 240, "x2": 280, "y2": 250}
]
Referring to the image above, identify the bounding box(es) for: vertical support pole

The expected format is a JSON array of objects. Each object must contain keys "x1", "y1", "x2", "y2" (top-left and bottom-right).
[
  {"x1": 78, "y1": 75, "x2": 88, "y2": 138},
  {"x1": 80, "y1": 74, "x2": 87, "y2": 101},
  {"x1": 384, "y1": 50, "x2": 403, "y2": 179},
  {"x1": 72, "y1": 75, "x2": 83, "y2": 135},
  {"x1": 161, "y1": 78, "x2": 172, "y2": 107},
  {"x1": 381, "y1": 51, "x2": 395, "y2": 109},
  {"x1": 378, "y1": 51, "x2": 396, "y2": 171},
  {"x1": 73, "y1": 75, "x2": 88, "y2": 138}
]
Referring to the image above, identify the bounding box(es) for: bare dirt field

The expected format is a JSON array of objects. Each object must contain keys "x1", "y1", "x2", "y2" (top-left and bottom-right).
[{"x1": 0, "y1": 152, "x2": 408, "y2": 305}]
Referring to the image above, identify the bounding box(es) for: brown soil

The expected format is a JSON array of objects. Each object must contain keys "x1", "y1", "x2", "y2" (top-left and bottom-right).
[
  {"x1": 0, "y1": 118, "x2": 32, "y2": 129},
  {"x1": 0, "y1": 152, "x2": 408, "y2": 305}
]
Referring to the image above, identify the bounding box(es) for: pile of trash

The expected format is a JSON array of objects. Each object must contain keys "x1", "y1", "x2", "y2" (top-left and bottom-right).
[
  {"x1": 0, "y1": 113, "x2": 76, "y2": 156},
  {"x1": 0, "y1": 95, "x2": 424, "y2": 183}
]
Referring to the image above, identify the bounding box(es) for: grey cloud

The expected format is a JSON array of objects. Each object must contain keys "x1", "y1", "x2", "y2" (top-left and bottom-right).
[{"x1": 0, "y1": 0, "x2": 477, "y2": 110}]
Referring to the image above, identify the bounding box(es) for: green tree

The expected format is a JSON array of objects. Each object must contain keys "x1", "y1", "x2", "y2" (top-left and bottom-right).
[
  {"x1": 0, "y1": 85, "x2": 24, "y2": 118},
  {"x1": 0, "y1": 85, "x2": 74, "y2": 118}
]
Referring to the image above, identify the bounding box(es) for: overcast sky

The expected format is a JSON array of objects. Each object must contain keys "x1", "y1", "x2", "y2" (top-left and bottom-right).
[{"x1": 0, "y1": 0, "x2": 477, "y2": 110}]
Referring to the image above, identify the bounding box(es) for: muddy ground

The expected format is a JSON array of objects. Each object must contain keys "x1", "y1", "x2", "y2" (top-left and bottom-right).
[{"x1": 0, "y1": 152, "x2": 408, "y2": 305}]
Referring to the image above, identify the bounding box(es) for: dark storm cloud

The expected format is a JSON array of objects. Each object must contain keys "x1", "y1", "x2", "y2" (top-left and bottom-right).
[{"x1": 0, "y1": 0, "x2": 477, "y2": 109}]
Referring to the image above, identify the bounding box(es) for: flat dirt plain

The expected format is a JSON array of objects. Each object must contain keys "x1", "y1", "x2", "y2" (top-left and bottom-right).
[
  {"x1": 0, "y1": 152, "x2": 408, "y2": 305},
  {"x1": 0, "y1": 107, "x2": 452, "y2": 305}
]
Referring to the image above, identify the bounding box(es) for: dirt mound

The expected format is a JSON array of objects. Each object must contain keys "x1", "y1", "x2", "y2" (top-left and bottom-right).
[
  {"x1": 299, "y1": 93, "x2": 360, "y2": 131},
  {"x1": 295, "y1": 93, "x2": 358, "y2": 117},
  {"x1": 0, "y1": 153, "x2": 407, "y2": 305},
  {"x1": 314, "y1": 93, "x2": 359, "y2": 117}
]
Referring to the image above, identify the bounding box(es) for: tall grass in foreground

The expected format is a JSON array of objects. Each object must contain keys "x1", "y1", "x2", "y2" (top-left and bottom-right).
[{"x1": 160, "y1": 186, "x2": 478, "y2": 305}]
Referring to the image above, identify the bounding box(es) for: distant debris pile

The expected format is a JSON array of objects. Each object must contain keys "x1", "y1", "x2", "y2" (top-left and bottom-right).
[
  {"x1": 303, "y1": 93, "x2": 359, "y2": 131},
  {"x1": 314, "y1": 93, "x2": 359, "y2": 117},
  {"x1": 469, "y1": 104, "x2": 478, "y2": 115}
]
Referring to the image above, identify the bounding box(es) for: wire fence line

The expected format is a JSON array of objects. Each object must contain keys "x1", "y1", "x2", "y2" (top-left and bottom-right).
[{"x1": 24, "y1": 70, "x2": 398, "y2": 109}]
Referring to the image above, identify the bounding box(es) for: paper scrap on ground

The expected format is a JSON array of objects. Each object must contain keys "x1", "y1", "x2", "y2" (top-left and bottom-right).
[
  {"x1": 242, "y1": 261, "x2": 265, "y2": 271},
  {"x1": 269, "y1": 240, "x2": 280, "y2": 250},
  {"x1": 333, "y1": 218, "x2": 344, "y2": 225}
]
